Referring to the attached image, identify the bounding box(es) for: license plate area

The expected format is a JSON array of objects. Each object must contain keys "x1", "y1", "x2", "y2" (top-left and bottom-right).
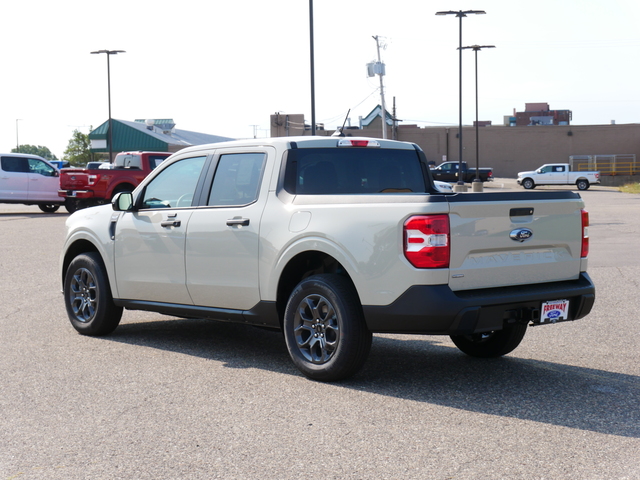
[{"x1": 538, "y1": 299, "x2": 570, "y2": 324}]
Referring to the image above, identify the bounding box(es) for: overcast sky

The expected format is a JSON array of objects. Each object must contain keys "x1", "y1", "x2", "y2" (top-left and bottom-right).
[{"x1": 2, "y1": 0, "x2": 639, "y2": 159}]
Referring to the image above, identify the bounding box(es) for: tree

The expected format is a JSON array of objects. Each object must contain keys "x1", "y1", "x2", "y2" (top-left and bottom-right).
[
  {"x1": 62, "y1": 129, "x2": 96, "y2": 167},
  {"x1": 12, "y1": 144, "x2": 58, "y2": 161}
]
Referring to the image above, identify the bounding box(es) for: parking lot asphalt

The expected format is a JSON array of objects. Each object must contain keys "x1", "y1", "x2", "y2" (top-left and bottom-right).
[{"x1": 1, "y1": 183, "x2": 639, "y2": 479}]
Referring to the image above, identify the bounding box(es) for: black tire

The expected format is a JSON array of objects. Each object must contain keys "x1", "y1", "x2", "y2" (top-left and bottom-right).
[
  {"x1": 64, "y1": 252, "x2": 123, "y2": 336},
  {"x1": 65, "y1": 198, "x2": 79, "y2": 214},
  {"x1": 283, "y1": 274, "x2": 372, "y2": 381},
  {"x1": 450, "y1": 323, "x2": 528, "y2": 358},
  {"x1": 38, "y1": 204, "x2": 60, "y2": 213},
  {"x1": 522, "y1": 178, "x2": 535, "y2": 190},
  {"x1": 576, "y1": 179, "x2": 589, "y2": 190}
]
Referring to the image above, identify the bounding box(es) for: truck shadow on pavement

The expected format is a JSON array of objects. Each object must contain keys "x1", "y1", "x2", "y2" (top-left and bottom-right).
[{"x1": 107, "y1": 317, "x2": 640, "y2": 439}]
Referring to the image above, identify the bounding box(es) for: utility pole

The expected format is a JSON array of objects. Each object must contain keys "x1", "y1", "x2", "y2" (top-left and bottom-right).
[{"x1": 372, "y1": 35, "x2": 387, "y2": 139}]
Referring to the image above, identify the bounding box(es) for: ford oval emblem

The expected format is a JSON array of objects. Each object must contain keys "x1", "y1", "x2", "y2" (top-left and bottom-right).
[{"x1": 510, "y1": 228, "x2": 533, "y2": 242}]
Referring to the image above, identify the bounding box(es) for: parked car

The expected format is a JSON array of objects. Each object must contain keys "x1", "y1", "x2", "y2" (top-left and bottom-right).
[
  {"x1": 431, "y1": 161, "x2": 493, "y2": 183},
  {"x1": 49, "y1": 160, "x2": 70, "y2": 169},
  {"x1": 61, "y1": 137, "x2": 595, "y2": 381},
  {"x1": 0, "y1": 153, "x2": 66, "y2": 213},
  {"x1": 59, "y1": 151, "x2": 170, "y2": 212}
]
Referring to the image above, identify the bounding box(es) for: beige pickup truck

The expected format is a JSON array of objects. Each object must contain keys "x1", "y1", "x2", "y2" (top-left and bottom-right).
[{"x1": 60, "y1": 137, "x2": 595, "y2": 381}]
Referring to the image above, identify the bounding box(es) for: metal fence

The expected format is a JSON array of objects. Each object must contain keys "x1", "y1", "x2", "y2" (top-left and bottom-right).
[{"x1": 570, "y1": 154, "x2": 638, "y2": 176}]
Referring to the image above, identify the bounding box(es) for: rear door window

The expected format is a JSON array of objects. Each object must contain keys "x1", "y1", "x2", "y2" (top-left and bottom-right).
[
  {"x1": 208, "y1": 153, "x2": 266, "y2": 206},
  {"x1": 1, "y1": 157, "x2": 29, "y2": 173}
]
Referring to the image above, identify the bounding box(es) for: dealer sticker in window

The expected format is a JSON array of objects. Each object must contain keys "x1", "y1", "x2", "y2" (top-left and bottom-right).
[{"x1": 540, "y1": 299, "x2": 569, "y2": 324}]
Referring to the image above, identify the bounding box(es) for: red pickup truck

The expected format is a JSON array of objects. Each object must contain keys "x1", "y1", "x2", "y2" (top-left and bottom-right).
[{"x1": 59, "y1": 151, "x2": 170, "y2": 212}]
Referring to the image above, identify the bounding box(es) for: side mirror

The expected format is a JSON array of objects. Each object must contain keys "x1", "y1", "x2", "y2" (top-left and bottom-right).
[{"x1": 112, "y1": 192, "x2": 134, "y2": 211}]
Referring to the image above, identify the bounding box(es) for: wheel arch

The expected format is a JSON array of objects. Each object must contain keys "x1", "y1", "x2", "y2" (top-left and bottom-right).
[
  {"x1": 275, "y1": 250, "x2": 359, "y2": 327},
  {"x1": 61, "y1": 239, "x2": 100, "y2": 286},
  {"x1": 61, "y1": 237, "x2": 117, "y2": 297},
  {"x1": 522, "y1": 177, "x2": 535, "y2": 186},
  {"x1": 575, "y1": 178, "x2": 590, "y2": 190},
  {"x1": 108, "y1": 182, "x2": 136, "y2": 200}
]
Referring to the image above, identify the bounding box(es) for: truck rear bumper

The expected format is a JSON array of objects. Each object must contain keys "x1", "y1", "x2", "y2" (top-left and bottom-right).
[
  {"x1": 58, "y1": 189, "x2": 94, "y2": 199},
  {"x1": 363, "y1": 272, "x2": 595, "y2": 335}
]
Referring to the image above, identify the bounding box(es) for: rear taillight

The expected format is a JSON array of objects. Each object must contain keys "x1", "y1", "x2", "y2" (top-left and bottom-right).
[
  {"x1": 581, "y1": 209, "x2": 589, "y2": 258},
  {"x1": 404, "y1": 214, "x2": 450, "y2": 268},
  {"x1": 88, "y1": 174, "x2": 99, "y2": 186}
]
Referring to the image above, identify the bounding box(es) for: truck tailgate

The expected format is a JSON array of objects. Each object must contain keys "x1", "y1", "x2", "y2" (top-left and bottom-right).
[
  {"x1": 446, "y1": 192, "x2": 585, "y2": 291},
  {"x1": 60, "y1": 169, "x2": 91, "y2": 190}
]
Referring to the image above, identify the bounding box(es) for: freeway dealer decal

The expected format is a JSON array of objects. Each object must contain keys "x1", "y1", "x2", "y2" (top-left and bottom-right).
[{"x1": 540, "y1": 299, "x2": 569, "y2": 323}]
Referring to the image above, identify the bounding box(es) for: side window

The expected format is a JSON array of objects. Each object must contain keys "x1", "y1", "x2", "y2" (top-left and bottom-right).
[
  {"x1": 141, "y1": 156, "x2": 206, "y2": 209},
  {"x1": 1, "y1": 157, "x2": 29, "y2": 173},
  {"x1": 28, "y1": 159, "x2": 56, "y2": 177},
  {"x1": 208, "y1": 153, "x2": 266, "y2": 206}
]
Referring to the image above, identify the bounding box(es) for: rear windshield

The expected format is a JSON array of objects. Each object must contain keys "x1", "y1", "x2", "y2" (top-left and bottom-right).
[{"x1": 283, "y1": 147, "x2": 427, "y2": 195}]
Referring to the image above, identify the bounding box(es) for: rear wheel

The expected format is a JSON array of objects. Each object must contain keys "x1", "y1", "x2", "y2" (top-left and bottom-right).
[
  {"x1": 38, "y1": 204, "x2": 60, "y2": 213},
  {"x1": 64, "y1": 252, "x2": 123, "y2": 336},
  {"x1": 283, "y1": 274, "x2": 372, "y2": 381},
  {"x1": 522, "y1": 178, "x2": 535, "y2": 189},
  {"x1": 450, "y1": 323, "x2": 528, "y2": 358},
  {"x1": 576, "y1": 179, "x2": 589, "y2": 190},
  {"x1": 64, "y1": 198, "x2": 89, "y2": 213}
]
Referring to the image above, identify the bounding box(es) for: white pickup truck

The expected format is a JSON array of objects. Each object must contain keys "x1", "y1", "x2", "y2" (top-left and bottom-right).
[
  {"x1": 60, "y1": 137, "x2": 595, "y2": 381},
  {"x1": 517, "y1": 163, "x2": 600, "y2": 190}
]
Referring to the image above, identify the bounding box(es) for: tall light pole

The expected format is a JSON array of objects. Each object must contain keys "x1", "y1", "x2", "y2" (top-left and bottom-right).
[
  {"x1": 461, "y1": 45, "x2": 495, "y2": 192},
  {"x1": 90, "y1": 49, "x2": 125, "y2": 162},
  {"x1": 309, "y1": 0, "x2": 316, "y2": 136},
  {"x1": 16, "y1": 119, "x2": 22, "y2": 152},
  {"x1": 436, "y1": 10, "x2": 485, "y2": 192}
]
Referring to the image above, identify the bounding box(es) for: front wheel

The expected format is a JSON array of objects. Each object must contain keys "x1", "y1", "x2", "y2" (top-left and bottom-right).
[
  {"x1": 522, "y1": 178, "x2": 535, "y2": 189},
  {"x1": 576, "y1": 179, "x2": 590, "y2": 190},
  {"x1": 38, "y1": 204, "x2": 60, "y2": 213},
  {"x1": 64, "y1": 252, "x2": 123, "y2": 336},
  {"x1": 450, "y1": 323, "x2": 528, "y2": 358},
  {"x1": 283, "y1": 274, "x2": 372, "y2": 381}
]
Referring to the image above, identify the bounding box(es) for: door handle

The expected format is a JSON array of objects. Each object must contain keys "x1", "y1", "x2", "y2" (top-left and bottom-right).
[
  {"x1": 161, "y1": 220, "x2": 181, "y2": 228},
  {"x1": 226, "y1": 217, "x2": 250, "y2": 227}
]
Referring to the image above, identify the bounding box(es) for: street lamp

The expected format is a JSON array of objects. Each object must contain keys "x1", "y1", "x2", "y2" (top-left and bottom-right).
[
  {"x1": 461, "y1": 45, "x2": 495, "y2": 192},
  {"x1": 309, "y1": 0, "x2": 316, "y2": 136},
  {"x1": 90, "y1": 49, "x2": 125, "y2": 162},
  {"x1": 16, "y1": 119, "x2": 22, "y2": 152},
  {"x1": 436, "y1": 10, "x2": 485, "y2": 192}
]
